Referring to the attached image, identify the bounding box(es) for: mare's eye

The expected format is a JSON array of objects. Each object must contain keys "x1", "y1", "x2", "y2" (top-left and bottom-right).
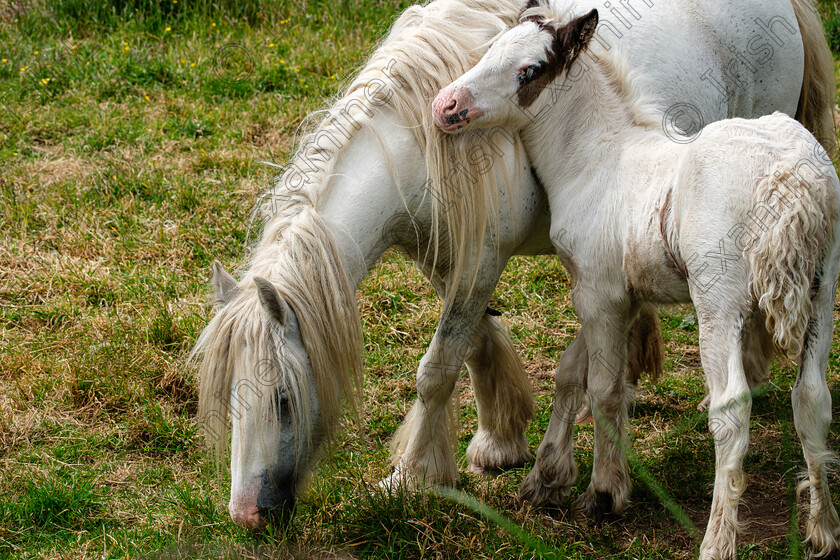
[
  {"x1": 518, "y1": 62, "x2": 546, "y2": 87},
  {"x1": 273, "y1": 387, "x2": 289, "y2": 417}
]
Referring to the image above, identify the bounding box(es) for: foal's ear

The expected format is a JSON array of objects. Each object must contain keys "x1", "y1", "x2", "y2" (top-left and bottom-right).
[
  {"x1": 211, "y1": 260, "x2": 239, "y2": 304},
  {"x1": 556, "y1": 9, "x2": 599, "y2": 56},
  {"x1": 569, "y1": 9, "x2": 599, "y2": 46},
  {"x1": 254, "y1": 276, "x2": 287, "y2": 327},
  {"x1": 521, "y1": 0, "x2": 542, "y2": 13}
]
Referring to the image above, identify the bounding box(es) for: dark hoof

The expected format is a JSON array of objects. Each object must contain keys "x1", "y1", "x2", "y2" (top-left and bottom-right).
[{"x1": 574, "y1": 490, "x2": 620, "y2": 523}]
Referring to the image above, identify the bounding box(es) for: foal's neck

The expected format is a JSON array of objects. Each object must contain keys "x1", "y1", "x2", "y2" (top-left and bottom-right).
[{"x1": 521, "y1": 54, "x2": 665, "y2": 187}]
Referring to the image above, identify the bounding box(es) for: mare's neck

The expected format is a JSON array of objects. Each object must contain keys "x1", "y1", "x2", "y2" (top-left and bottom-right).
[{"x1": 258, "y1": 107, "x2": 426, "y2": 290}]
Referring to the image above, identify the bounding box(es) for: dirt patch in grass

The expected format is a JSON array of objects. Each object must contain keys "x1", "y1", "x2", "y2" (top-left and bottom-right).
[
  {"x1": 597, "y1": 472, "x2": 790, "y2": 557},
  {"x1": 25, "y1": 154, "x2": 93, "y2": 186}
]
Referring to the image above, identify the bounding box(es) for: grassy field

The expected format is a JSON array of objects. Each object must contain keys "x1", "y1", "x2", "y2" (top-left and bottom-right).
[{"x1": 2, "y1": 1, "x2": 840, "y2": 559}]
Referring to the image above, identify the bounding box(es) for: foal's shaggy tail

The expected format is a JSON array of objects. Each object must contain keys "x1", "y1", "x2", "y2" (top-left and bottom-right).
[
  {"x1": 791, "y1": 0, "x2": 837, "y2": 157},
  {"x1": 748, "y1": 161, "x2": 838, "y2": 355}
]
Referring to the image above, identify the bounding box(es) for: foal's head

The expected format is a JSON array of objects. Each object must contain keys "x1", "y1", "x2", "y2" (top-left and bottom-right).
[{"x1": 432, "y1": 4, "x2": 598, "y2": 133}]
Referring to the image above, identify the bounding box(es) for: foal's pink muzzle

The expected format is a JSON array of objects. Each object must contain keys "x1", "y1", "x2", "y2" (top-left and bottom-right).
[{"x1": 433, "y1": 85, "x2": 483, "y2": 133}]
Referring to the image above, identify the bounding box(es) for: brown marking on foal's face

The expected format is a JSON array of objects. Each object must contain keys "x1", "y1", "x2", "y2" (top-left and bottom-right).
[{"x1": 516, "y1": 9, "x2": 599, "y2": 109}]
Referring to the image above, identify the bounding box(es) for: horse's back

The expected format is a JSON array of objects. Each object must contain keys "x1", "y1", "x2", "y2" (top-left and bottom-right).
[
  {"x1": 573, "y1": 0, "x2": 803, "y2": 122},
  {"x1": 675, "y1": 113, "x2": 835, "y2": 235},
  {"x1": 694, "y1": 113, "x2": 825, "y2": 175}
]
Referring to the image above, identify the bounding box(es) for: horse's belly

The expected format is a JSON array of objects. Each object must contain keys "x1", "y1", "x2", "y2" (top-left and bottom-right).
[
  {"x1": 512, "y1": 204, "x2": 553, "y2": 256},
  {"x1": 624, "y1": 241, "x2": 691, "y2": 304}
]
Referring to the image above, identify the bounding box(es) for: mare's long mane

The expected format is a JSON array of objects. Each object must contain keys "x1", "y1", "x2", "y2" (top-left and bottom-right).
[{"x1": 196, "y1": 0, "x2": 524, "y2": 457}]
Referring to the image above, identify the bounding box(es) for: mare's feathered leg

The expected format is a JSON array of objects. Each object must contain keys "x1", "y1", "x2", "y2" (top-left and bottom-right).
[{"x1": 464, "y1": 312, "x2": 534, "y2": 475}]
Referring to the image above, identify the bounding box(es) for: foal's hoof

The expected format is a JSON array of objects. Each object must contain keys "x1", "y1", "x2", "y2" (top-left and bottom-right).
[
  {"x1": 574, "y1": 488, "x2": 621, "y2": 522},
  {"x1": 808, "y1": 549, "x2": 840, "y2": 560},
  {"x1": 518, "y1": 469, "x2": 571, "y2": 509},
  {"x1": 805, "y1": 520, "x2": 840, "y2": 559}
]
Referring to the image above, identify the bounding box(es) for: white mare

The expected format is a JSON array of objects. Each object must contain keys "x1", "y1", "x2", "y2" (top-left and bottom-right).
[
  {"x1": 433, "y1": 4, "x2": 840, "y2": 558},
  {"x1": 192, "y1": 0, "x2": 835, "y2": 531}
]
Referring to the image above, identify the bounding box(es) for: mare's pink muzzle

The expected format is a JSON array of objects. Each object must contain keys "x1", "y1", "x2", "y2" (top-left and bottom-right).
[
  {"x1": 229, "y1": 479, "x2": 264, "y2": 530},
  {"x1": 433, "y1": 85, "x2": 483, "y2": 133}
]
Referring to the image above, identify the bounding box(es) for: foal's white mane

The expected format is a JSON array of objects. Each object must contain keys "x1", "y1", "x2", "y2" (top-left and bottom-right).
[{"x1": 196, "y1": 0, "x2": 524, "y2": 456}]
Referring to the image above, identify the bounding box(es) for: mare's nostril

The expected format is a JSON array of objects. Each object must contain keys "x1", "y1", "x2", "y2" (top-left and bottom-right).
[
  {"x1": 256, "y1": 470, "x2": 296, "y2": 527},
  {"x1": 259, "y1": 497, "x2": 296, "y2": 527}
]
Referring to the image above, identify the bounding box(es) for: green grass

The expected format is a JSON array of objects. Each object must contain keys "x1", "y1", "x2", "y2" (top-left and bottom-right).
[
  {"x1": 2, "y1": 1, "x2": 840, "y2": 559},
  {"x1": 819, "y1": 0, "x2": 840, "y2": 54}
]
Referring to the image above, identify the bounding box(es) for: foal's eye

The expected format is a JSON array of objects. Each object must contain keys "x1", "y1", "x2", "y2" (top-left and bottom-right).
[{"x1": 517, "y1": 62, "x2": 546, "y2": 87}]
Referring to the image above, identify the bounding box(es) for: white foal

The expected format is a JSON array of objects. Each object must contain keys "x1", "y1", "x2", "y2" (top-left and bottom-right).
[{"x1": 433, "y1": 3, "x2": 840, "y2": 558}]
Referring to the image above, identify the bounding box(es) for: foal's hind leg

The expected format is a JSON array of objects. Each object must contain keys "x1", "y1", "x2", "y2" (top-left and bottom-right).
[
  {"x1": 696, "y1": 304, "x2": 753, "y2": 560},
  {"x1": 793, "y1": 277, "x2": 840, "y2": 557},
  {"x1": 698, "y1": 313, "x2": 774, "y2": 412},
  {"x1": 464, "y1": 313, "x2": 534, "y2": 475}
]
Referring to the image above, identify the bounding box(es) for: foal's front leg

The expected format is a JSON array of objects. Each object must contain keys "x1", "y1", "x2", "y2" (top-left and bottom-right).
[
  {"x1": 574, "y1": 296, "x2": 634, "y2": 518},
  {"x1": 519, "y1": 333, "x2": 588, "y2": 506}
]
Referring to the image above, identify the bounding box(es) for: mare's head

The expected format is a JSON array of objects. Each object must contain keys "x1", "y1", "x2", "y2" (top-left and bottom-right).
[
  {"x1": 196, "y1": 261, "x2": 329, "y2": 530},
  {"x1": 432, "y1": 4, "x2": 598, "y2": 133}
]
